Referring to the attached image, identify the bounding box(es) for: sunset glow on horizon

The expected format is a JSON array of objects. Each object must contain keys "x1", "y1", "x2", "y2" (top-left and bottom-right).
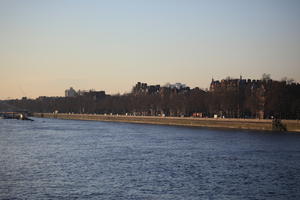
[{"x1": 1, "y1": 0, "x2": 300, "y2": 99}]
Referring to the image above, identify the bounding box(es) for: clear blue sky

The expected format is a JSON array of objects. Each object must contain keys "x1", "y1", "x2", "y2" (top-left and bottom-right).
[{"x1": 0, "y1": 0, "x2": 300, "y2": 99}]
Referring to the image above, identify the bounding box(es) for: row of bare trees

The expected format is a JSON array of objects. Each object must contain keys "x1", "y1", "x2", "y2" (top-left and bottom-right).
[{"x1": 3, "y1": 79, "x2": 300, "y2": 119}]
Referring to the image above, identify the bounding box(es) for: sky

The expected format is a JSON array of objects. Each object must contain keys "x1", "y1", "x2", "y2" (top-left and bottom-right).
[{"x1": 0, "y1": 0, "x2": 300, "y2": 99}]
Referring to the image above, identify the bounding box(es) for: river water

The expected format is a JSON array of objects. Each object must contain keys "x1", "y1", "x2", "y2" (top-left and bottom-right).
[{"x1": 0, "y1": 118, "x2": 299, "y2": 200}]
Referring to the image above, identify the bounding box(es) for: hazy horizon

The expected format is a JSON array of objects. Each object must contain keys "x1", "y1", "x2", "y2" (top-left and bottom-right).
[{"x1": 1, "y1": 0, "x2": 300, "y2": 99}]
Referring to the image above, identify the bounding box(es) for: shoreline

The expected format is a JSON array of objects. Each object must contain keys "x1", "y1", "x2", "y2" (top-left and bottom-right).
[{"x1": 33, "y1": 113, "x2": 300, "y2": 132}]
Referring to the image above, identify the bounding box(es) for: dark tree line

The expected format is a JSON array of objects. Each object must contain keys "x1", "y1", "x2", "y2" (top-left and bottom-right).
[{"x1": 2, "y1": 77, "x2": 300, "y2": 119}]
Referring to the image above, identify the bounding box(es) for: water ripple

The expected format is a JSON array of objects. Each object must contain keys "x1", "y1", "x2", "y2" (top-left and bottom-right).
[{"x1": 0, "y1": 118, "x2": 300, "y2": 199}]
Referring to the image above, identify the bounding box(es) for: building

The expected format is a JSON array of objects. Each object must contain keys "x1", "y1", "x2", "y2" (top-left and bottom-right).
[
  {"x1": 132, "y1": 82, "x2": 189, "y2": 96},
  {"x1": 65, "y1": 87, "x2": 77, "y2": 97},
  {"x1": 164, "y1": 82, "x2": 187, "y2": 90},
  {"x1": 81, "y1": 90, "x2": 106, "y2": 100},
  {"x1": 132, "y1": 82, "x2": 160, "y2": 95},
  {"x1": 209, "y1": 76, "x2": 268, "y2": 119}
]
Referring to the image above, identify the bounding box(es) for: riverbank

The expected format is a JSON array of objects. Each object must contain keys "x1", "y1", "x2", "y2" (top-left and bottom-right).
[{"x1": 33, "y1": 113, "x2": 300, "y2": 132}]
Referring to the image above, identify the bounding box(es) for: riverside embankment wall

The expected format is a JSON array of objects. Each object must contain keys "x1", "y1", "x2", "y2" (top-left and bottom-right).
[{"x1": 33, "y1": 113, "x2": 300, "y2": 132}]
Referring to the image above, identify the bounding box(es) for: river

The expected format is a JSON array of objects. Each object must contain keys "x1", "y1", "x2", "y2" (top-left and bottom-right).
[{"x1": 0, "y1": 117, "x2": 299, "y2": 199}]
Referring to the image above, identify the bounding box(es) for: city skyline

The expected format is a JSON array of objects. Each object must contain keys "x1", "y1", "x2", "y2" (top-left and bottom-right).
[{"x1": 1, "y1": 0, "x2": 300, "y2": 99}]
